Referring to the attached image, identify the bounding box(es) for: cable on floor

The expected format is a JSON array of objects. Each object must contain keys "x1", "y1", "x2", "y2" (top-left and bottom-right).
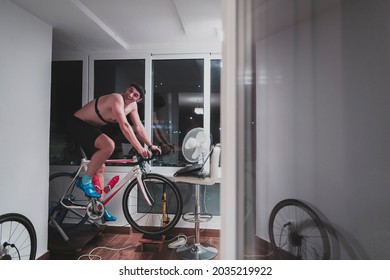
[
  {"x1": 163, "y1": 233, "x2": 188, "y2": 244},
  {"x1": 243, "y1": 251, "x2": 275, "y2": 258},
  {"x1": 78, "y1": 232, "x2": 195, "y2": 259},
  {"x1": 77, "y1": 223, "x2": 135, "y2": 260},
  {"x1": 78, "y1": 243, "x2": 139, "y2": 260}
]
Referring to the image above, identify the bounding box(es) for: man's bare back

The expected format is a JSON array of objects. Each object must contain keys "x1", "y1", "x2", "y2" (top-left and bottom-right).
[{"x1": 74, "y1": 93, "x2": 136, "y2": 127}]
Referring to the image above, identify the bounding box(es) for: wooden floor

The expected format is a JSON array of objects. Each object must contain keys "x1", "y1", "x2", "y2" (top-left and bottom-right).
[
  {"x1": 43, "y1": 226, "x2": 276, "y2": 260},
  {"x1": 45, "y1": 227, "x2": 218, "y2": 260}
]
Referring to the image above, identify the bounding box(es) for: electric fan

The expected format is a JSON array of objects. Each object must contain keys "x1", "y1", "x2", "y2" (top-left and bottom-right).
[
  {"x1": 182, "y1": 128, "x2": 211, "y2": 164},
  {"x1": 174, "y1": 128, "x2": 212, "y2": 177}
]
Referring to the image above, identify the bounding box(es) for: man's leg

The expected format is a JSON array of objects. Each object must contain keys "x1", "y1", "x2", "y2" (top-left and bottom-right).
[
  {"x1": 95, "y1": 164, "x2": 105, "y2": 195},
  {"x1": 88, "y1": 134, "x2": 117, "y2": 221},
  {"x1": 86, "y1": 134, "x2": 115, "y2": 177},
  {"x1": 94, "y1": 163, "x2": 116, "y2": 220},
  {"x1": 77, "y1": 134, "x2": 115, "y2": 198}
]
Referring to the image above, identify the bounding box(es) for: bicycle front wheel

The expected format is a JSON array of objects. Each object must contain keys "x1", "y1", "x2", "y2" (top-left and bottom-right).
[
  {"x1": 0, "y1": 213, "x2": 37, "y2": 260},
  {"x1": 122, "y1": 173, "x2": 183, "y2": 236},
  {"x1": 269, "y1": 199, "x2": 331, "y2": 260}
]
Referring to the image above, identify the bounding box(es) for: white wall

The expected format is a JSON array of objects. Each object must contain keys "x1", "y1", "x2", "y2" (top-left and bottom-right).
[
  {"x1": 256, "y1": 0, "x2": 390, "y2": 259},
  {"x1": 0, "y1": 0, "x2": 52, "y2": 259}
]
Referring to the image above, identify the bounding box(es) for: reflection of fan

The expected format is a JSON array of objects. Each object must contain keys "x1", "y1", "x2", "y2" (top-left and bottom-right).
[{"x1": 182, "y1": 128, "x2": 211, "y2": 164}]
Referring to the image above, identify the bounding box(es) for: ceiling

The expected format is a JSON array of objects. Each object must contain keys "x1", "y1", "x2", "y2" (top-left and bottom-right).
[{"x1": 10, "y1": 0, "x2": 222, "y2": 53}]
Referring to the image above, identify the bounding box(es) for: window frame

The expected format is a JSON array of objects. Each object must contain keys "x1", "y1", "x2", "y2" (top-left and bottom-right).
[
  {"x1": 51, "y1": 52, "x2": 221, "y2": 177},
  {"x1": 149, "y1": 53, "x2": 221, "y2": 176}
]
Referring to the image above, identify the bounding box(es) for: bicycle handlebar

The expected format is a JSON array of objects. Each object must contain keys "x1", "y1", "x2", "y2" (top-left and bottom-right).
[
  {"x1": 133, "y1": 149, "x2": 160, "y2": 165},
  {"x1": 103, "y1": 150, "x2": 160, "y2": 166}
]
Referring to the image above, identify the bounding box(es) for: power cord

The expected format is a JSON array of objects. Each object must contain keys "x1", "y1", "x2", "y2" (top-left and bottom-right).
[
  {"x1": 164, "y1": 233, "x2": 188, "y2": 243},
  {"x1": 77, "y1": 223, "x2": 135, "y2": 260},
  {"x1": 78, "y1": 231, "x2": 193, "y2": 259},
  {"x1": 165, "y1": 233, "x2": 188, "y2": 249},
  {"x1": 243, "y1": 251, "x2": 275, "y2": 259},
  {"x1": 78, "y1": 243, "x2": 138, "y2": 260}
]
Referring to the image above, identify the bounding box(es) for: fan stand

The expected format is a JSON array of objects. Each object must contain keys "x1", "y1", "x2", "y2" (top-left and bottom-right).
[{"x1": 176, "y1": 184, "x2": 218, "y2": 260}]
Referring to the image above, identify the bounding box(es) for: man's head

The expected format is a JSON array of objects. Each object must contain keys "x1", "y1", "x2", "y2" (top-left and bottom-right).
[
  {"x1": 124, "y1": 83, "x2": 145, "y2": 104},
  {"x1": 129, "y1": 83, "x2": 145, "y2": 100}
]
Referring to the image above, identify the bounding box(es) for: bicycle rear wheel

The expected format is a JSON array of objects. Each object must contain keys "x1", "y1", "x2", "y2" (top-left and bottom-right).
[
  {"x1": 0, "y1": 213, "x2": 37, "y2": 260},
  {"x1": 122, "y1": 173, "x2": 182, "y2": 236},
  {"x1": 268, "y1": 199, "x2": 331, "y2": 260}
]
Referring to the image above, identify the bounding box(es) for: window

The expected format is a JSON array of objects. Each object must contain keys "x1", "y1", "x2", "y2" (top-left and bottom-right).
[
  {"x1": 49, "y1": 61, "x2": 82, "y2": 165},
  {"x1": 151, "y1": 57, "x2": 221, "y2": 219},
  {"x1": 152, "y1": 59, "x2": 204, "y2": 167},
  {"x1": 94, "y1": 59, "x2": 145, "y2": 159}
]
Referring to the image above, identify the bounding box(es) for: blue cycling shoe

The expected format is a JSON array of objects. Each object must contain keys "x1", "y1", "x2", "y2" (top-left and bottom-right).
[
  {"x1": 104, "y1": 209, "x2": 117, "y2": 222},
  {"x1": 76, "y1": 179, "x2": 101, "y2": 198}
]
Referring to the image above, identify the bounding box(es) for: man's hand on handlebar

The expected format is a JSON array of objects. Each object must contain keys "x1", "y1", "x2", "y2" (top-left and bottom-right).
[
  {"x1": 137, "y1": 145, "x2": 161, "y2": 160},
  {"x1": 138, "y1": 147, "x2": 152, "y2": 159},
  {"x1": 148, "y1": 144, "x2": 162, "y2": 156}
]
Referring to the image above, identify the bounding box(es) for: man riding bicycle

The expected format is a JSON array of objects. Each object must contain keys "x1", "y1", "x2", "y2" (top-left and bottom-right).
[{"x1": 67, "y1": 83, "x2": 161, "y2": 221}]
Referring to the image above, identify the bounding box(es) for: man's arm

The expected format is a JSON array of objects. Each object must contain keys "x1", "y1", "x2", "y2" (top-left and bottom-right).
[
  {"x1": 129, "y1": 106, "x2": 161, "y2": 154},
  {"x1": 111, "y1": 95, "x2": 150, "y2": 158},
  {"x1": 130, "y1": 110, "x2": 151, "y2": 146}
]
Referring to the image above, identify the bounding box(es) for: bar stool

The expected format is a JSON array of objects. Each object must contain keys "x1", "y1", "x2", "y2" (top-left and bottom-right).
[{"x1": 171, "y1": 144, "x2": 221, "y2": 260}]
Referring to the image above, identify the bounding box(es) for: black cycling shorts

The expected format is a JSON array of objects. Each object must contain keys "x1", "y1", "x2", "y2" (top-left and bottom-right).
[{"x1": 67, "y1": 115, "x2": 103, "y2": 158}]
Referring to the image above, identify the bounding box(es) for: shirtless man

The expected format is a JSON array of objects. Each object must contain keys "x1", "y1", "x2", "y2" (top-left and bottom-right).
[{"x1": 68, "y1": 83, "x2": 161, "y2": 221}]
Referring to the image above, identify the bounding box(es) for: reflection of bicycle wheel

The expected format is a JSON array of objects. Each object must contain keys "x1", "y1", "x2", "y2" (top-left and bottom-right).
[
  {"x1": 122, "y1": 173, "x2": 182, "y2": 236},
  {"x1": 269, "y1": 199, "x2": 331, "y2": 260},
  {"x1": 0, "y1": 213, "x2": 37, "y2": 260},
  {"x1": 49, "y1": 172, "x2": 89, "y2": 231}
]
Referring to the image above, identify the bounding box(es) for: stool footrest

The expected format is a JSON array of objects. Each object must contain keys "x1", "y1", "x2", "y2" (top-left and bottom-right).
[{"x1": 182, "y1": 212, "x2": 212, "y2": 223}]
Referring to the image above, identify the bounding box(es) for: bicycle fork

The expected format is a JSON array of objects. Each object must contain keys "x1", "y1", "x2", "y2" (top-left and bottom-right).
[
  {"x1": 136, "y1": 171, "x2": 169, "y2": 227},
  {"x1": 135, "y1": 174, "x2": 154, "y2": 207}
]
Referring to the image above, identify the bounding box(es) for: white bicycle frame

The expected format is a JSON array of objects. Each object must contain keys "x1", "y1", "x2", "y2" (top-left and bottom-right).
[
  {"x1": 51, "y1": 157, "x2": 156, "y2": 242},
  {"x1": 60, "y1": 157, "x2": 153, "y2": 211}
]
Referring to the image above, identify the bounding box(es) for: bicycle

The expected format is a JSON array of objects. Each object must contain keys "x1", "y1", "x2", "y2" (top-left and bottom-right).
[
  {"x1": 49, "y1": 152, "x2": 183, "y2": 242},
  {"x1": 0, "y1": 213, "x2": 37, "y2": 260},
  {"x1": 268, "y1": 199, "x2": 331, "y2": 260}
]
